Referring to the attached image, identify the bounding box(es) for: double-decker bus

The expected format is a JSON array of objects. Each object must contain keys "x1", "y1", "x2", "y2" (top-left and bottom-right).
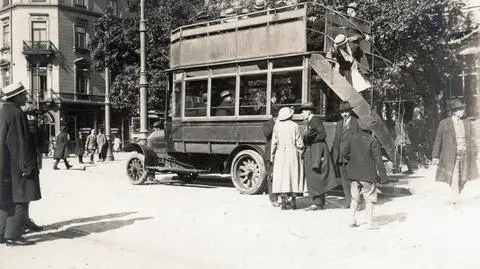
[{"x1": 125, "y1": 2, "x2": 394, "y2": 194}]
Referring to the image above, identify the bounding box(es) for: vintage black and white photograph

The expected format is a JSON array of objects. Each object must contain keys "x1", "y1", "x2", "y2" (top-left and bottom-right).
[{"x1": 0, "y1": 0, "x2": 479, "y2": 268}]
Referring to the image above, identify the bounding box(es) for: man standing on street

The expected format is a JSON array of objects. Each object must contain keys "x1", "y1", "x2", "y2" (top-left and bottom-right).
[
  {"x1": 432, "y1": 99, "x2": 478, "y2": 205},
  {"x1": 85, "y1": 129, "x2": 97, "y2": 164},
  {"x1": 0, "y1": 82, "x2": 41, "y2": 246},
  {"x1": 301, "y1": 102, "x2": 338, "y2": 210},
  {"x1": 331, "y1": 102, "x2": 358, "y2": 208},
  {"x1": 96, "y1": 129, "x2": 107, "y2": 162},
  {"x1": 53, "y1": 125, "x2": 72, "y2": 170}
]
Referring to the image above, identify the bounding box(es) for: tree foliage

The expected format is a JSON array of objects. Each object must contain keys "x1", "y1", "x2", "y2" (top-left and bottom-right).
[{"x1": 90, "y1": 0, "x2": 204, "y2": 116}]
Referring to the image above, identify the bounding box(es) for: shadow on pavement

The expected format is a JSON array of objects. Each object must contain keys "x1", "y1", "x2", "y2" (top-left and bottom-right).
[
  {"x1": 375, "y1": 212, "x2": 408, "y2": 226},
  {"x1": 144, "y1": 176, "x2": 235, "y2": 189},
  {"x1": 27, "y1": 217, "x2": 153, "y2": 243},
  {"x1": 40, "y1": 212, "x2": 138, "y2": 232}
]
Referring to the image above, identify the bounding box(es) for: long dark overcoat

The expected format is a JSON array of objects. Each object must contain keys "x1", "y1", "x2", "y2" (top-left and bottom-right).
[
  {"x1": 432, "y1": 117, "x2": 478, "y2": 185},
  {"x1": 53, "y1": 130, "x2": 70, "y2": 159},
  {"x1": 75, "y1": 135, "x2": 85, "y2": 155},
  {"x1": 0, "y1": 101, "x2": 41, "y2": 203},
  {"x1": 303, "y1": 116, "x2": 338, "y2": 196},
  {"x1": 331, "y1": 117, "x2": 359, "y2": 176}
]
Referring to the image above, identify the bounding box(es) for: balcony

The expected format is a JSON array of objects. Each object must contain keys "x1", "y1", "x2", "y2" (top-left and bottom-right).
[{"x1": 23, "y1": 41, "x2": 55, "y2": 55}]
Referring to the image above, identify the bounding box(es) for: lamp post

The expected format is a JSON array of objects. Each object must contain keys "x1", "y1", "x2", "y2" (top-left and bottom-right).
[
  {"x1": 138, "y1": 0, "x2": 148, "y2": 144},
  {"x1": 105, "y1": 67, "x2": 114, "y2": 161}
]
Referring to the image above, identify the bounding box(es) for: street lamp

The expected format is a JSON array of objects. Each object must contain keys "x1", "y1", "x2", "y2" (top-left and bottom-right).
[
  {"x1": 105, "y1": 67, "x2": 114, "y2": 161},
  {"x1": 138, "y1": 0, "x2": 148, "y2": 144}
]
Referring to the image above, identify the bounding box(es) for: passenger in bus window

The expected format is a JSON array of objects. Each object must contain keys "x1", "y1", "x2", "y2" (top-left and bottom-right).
[{"x1": 215, "y1": 90, "x2": 234, "y2": 116}]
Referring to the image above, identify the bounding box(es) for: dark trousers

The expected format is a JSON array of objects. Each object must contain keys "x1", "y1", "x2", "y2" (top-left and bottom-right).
[
  {"x1": 0, "y1": 202, "x2": 28, "y2": 240},
  {"x1": 266, "y1": 161, "x2": 278, "y2": 202},
  {"x1": 53, "y1": 158, "x2": 70, "y2": 168},
  {"x1": 312, "y1": 194, "x2": 326, "y2": 206},
  {"x1": 339, "y1": 164, "x2": 351, "y2": 205},
  {"x1": 78, "y1": 154, "x2": 83, "y2": 164}
]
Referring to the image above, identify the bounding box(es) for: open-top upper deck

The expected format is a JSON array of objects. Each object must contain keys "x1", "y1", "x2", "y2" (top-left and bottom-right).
[{"x1": 170, "y1": 2, "x2": 371, "y2": 69}]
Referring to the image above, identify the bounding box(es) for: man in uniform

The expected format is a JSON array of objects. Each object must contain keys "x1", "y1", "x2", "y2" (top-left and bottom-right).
[
  {"x1": 0, "y1": 82, "x2": 41, "y2": 246},
  {"x1": 331, "y1": 102, "x2": 358, "y2": 208},
  {"x1": 215, "y1": 90, "x2": 234, "y2": 116}
]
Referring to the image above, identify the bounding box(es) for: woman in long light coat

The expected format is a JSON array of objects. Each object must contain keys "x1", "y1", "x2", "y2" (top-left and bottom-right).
[{"x1": 271, "y1": 107, "x2": 305, "y2": 210}]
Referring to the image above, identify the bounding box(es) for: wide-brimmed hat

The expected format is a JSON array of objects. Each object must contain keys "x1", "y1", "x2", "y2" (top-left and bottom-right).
[
  {"x1": 254, "y1": 0, "x2": 265, "y2": 11},
  {"x1": 358, "y1": 116, "x2": 376, "y2": 131},
  {"x1": 278, "y1": 107, "x2": 294, "y2": 121},
  {"x1": 338, "y1": 101, "x2": 353, "y2": 111},
  {"x1": 1, "y1": 82, "x2": 26, "y2": 101},
  {"x1": 220, "y1": 90, "x2": 231, "y2": 98},
  {"x1": 300, "y1": 102, "x2": 315, "y2": 111},
  {"x1": 334, "y1": 34, "x2": 348, "y2": 46},
  {"x1": 347, "y1": 2, "x2": 359, "y2": 10},
  {"x1": 449, "y1": 99, "x2": 466, "y2": 111}
]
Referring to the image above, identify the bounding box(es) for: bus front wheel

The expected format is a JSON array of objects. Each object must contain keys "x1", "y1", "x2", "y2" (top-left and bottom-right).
[
  {"x1": 231, "y1": 150, "x2": 267, "y2": 195},
  {"x1": 126, "y1": 153, "x2": 150, "y2": 185}
]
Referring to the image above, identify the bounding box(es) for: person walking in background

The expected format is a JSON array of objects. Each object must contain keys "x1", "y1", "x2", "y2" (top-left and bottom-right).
[
  {"x1": 262, "y1": 116, "x2": 280, "y2": 207},
  {"x1": 53, "y1": 125, "x2": 72, "y2": 170},
  {"x1": 345, "y1": 116, "x2": 388, "y2": 230},
  {"x1": 271, "y1": 107, "x2": 305, "y2": 210},
  {"x1": 300, "y1": 103, "x2": 338, "y2": 211},
  {"x1": 331, "y1": 101, "x2": 358, "y2": 208},
  {"x1": 113, "y1": 135, "x2": 122, "y2": 152},
  {"x1": 85, "y1": 129, "x2": 97, "y2": 164},
  {"x1": 96, "y1": 129, "x2": 107, "y2": 162},
  {"x1": 432, "y1": 99, "x2": 478, "y2": 205},
  {"x1": 75, "y1": 131, "x2": 85, "y2": 164},
  {"x1": 0, "y1": 82, "x2": 41, "y2": 246}
]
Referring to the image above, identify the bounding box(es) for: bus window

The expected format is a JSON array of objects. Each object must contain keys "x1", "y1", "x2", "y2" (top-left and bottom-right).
[
  {"x1": 239, "y1": 74, "x2": 267, "y2": 116},
  {"x1": 185, "y1": 80, "x2": 208, "y2": 117},
  {"x1": 309, "y1": 74, "x2": 327, "y2": 116},
  {"x1": 211, "y1": 77, "x2": 236, "y2": 116},
  {"x1": 170, "y1": 82, "x2": 182, "y2": 118},
  {"x1": 271, "y1": 71, "x2": 303, "y2": 115}
]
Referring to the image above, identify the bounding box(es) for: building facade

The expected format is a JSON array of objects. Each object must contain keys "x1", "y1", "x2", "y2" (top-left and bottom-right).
[{"x1": 0, "y1": 0, "x2": 125, "y2": 143}]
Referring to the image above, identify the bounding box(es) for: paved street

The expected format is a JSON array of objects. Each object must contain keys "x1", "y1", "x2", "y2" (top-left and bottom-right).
[{"x1": 1, "y1": 152, "x2": 479, "y2": 269}]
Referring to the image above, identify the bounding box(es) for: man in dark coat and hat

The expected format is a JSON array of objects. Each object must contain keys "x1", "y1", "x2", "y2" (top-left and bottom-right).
[
  {"x1": 331, "y1": 101, "x2": 359, "y2": 208},
  {"x1": 432, "y1": 99, "x2": 478, "y2": 205},
  {"x1": 0, "y1": 82, "x2": 40, "y2": 246},
  {"x1": 345, "y1": 116, "x2": 388, "y2": 229},
  {"x1": 53, "y1": 125, "x2": 72, "y2": 170},
  {"x1": 301, "y1": 102, "x2": 338, "y2": 210},
  {"x1": 215, "y1": 90, "x2": 234, "y2": 116}
]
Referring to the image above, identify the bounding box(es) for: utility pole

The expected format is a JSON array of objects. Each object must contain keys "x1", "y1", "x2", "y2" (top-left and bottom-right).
[
  {"x1": 105, "y1": 67, "x2": 114, "y2": 161},
  {"x1": 138, "y1": 0, "x2": 148, "y2": 144}
]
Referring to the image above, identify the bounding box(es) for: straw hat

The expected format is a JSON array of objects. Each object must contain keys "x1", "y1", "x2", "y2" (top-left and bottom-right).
[
  {"x1": 254, "y1": 0, "x2": 265, "y2": 11},
  {"x1": 334, "y1": 34, "x2": 348, "y2": 46},
  {"x1": 1, "y1": 82, "x2": 26, "y2": 101},
  {"x1": 278, "y1": 107, "x2": 294, "y2": 121},
  {"x1": 347, "y1": 2, "x2": 359, "y2": 10}
]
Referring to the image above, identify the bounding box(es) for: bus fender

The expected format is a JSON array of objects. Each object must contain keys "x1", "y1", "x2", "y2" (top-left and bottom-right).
[
  {"x1": 224, "y1": 144, "x2": 266, "y2": 174},
  {"x1": 123, "y1": 143, "x2": 158, "y2": 166}
]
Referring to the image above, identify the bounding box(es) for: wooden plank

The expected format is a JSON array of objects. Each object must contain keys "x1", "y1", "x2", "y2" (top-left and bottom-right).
[{"x1": 308, "y1": 53, "x2": 395, "y2": 160}]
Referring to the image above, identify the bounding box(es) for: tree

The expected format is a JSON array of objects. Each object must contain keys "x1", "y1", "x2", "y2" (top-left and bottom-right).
[{"x1": 90, "y1": 0, "x2": 204, "y2": 117}]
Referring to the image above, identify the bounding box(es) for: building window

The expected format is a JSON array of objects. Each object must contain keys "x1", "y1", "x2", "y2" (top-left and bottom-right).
[
  {"x1": 1, "y1": 66, "x2": 9, "y2": 87},
  {"x1": 74, "y1": 25, "x2": 87, "y2": 50},
  {"x1": 2, "y1": 0, "x2": 9, "y2": 8},
  {"x1": 74, "y1": 0, "x2": 86, "y2": 7},
  {"x1": 2, "y1": 23, "x2": 9, "y2": 49},
  {"x1": 75, "y1": 64, "x2": 89, "y2": 95},
  {"x1": 110, "y1": 0, "x2": 119, "y2": 16},
  {"x1": 32, "y1": 21, "x2": 47, "y2": 42}
]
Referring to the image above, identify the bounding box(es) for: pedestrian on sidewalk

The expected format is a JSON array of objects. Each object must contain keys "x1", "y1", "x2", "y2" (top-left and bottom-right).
[
  {"x1": 271, "y1": 107, "x2": 305, "y2": 210},
  {"x1": 345, "y1": 116, "x2": 388, "y2": 230},
  {"x1": 432, "y1": 99, "x2": 478, "y2": 205},
  {"x1": 300, "y1": 102, "x2": 338, "y2": 211},
  {"x1": 97, "y1": 129, "x2": 107, "y2": 162},
  {"x1": 262, "y1": 116, "x2": 280, "y2": 207},
  {"x1": 53, "y1": 125, "x2": 72, "y2": 170},
  {"x1": 331, "y1": 101, "x2": 359, "y2": 208},
  {"x1": 75, "y1": 131, "x2": 85, "y2": 164},
  {"x1": 0, "y1": 82, "x2": 41, "y2": 246},
  {"x1": 85, "y1": 129, "x2": 97, "y2": 164}
]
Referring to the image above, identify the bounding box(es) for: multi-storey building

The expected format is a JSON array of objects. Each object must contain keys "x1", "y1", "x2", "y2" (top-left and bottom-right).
[{"x1": 0, "y1": 0, "x2": 125, "y2": 143}]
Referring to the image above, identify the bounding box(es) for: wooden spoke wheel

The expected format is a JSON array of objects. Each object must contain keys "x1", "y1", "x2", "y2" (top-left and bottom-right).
[
  {"x1": 126, "y1": 153, "x2": 149, "y2": 185},
  {"x1": 231, "y1": 149, "x2": 267, "y2": 194},
  {"x1": 178, "y1": 173, "x2": 199, "y2": 183}
]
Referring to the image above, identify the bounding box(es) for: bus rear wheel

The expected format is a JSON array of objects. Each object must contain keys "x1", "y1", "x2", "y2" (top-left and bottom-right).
[{"x1": 231, "y1": 149, "x2": 267, "y2": 195}]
